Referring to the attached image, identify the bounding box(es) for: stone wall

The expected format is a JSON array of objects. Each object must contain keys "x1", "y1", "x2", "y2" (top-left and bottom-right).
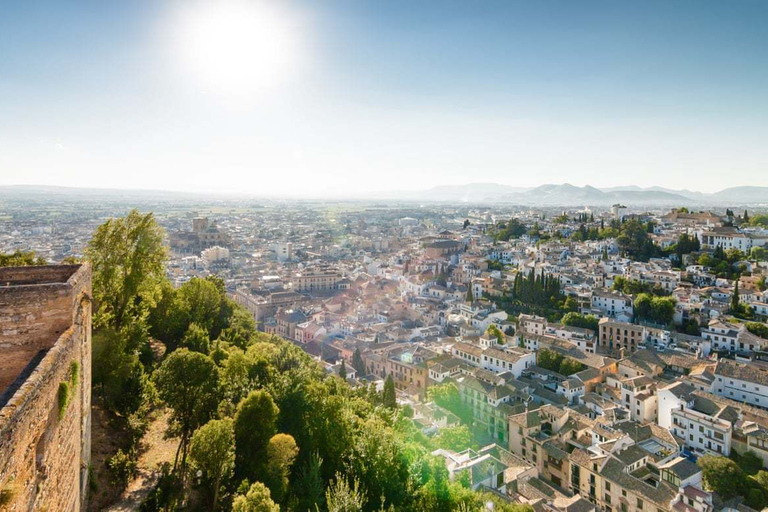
[{"x1": 0, "y1": 264, "x2": 92, "y2": 512}]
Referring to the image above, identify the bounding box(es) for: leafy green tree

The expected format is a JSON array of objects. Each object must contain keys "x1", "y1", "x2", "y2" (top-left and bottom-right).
[
  {"x1": 750, "y1": 214, "x2": 768, "y2": 228},
  {"x1": 339, "y1": 359, "x2": 348, "y2": 379},
  {"x1": 92, "y1": 328, "x2": 155, "y2": 417},
  {"x1": 746, "y1": 322, "x2": 768, "y2": 339},
  {"x1": 264, "y1": 433, "x2": 299, "y2": 504},
  {"x1": 325, "y1": 473, "x2": 366, "y2": 512},
  {"x1": 382, "y1": 375, "x2": 397, "y2": 409},
  {"x1": 179, "y1": 277, "x2": 226, "y2": 336},
  {"x1": 347, "y1": 417, "x2": 409, "y2": 510},
  {"x1": 293, "y1": 452, "x2": 324, "y2": 512},
  {"x1": 738, "y1": 450, "x2": 764, "y2": 475},
  {"x1": 650, "y1": 296, "x2": 676, "y2": 325},
  {"x1": 154, "y1": 349, "x2": 220, "y2": 485},
  {"x1": 219, "y1": 306, "x2": 257, "y2": 349},
  {"x1": 563, "y1": 296, "x2": 579, "y2": 313},
  {"x1": 698, "y1": 455, "x2": 746, "y2": 499},
  {"x1": 232, "y1": 482, "x2": 279, "y2": 512},
  {"x1": 732, "y1": 280, "x2": 741, "y2": 313},
  {"x1": 0, "y1": 250, "x2": 46, "y2": 266},
  {"x1": 494, "y1": 219, "x2": 527, "y2": 241},
  {"x1": 559, "y1": 358, "x2": 584, "y2": 376},
  {"x1": 433, "y1": 425, "x2": 471, "y2": 451},
  {"x1": 181, "y1": 322, "x2": 211, "y2": 354},
  {"x1": 485, "y1": 324, "x2": 504, "y2": 345},
  {"x1": 428, "y1": 382, "x2": 472, "y2": 423},
  {"x1": 561, "y1": 312, "x2": 598, "y2": 332},
  {"x1": 234, "y1": 390, "x2": 279, "y2": 482},
  {"x1": 752, "y1": 247, "x2": 768, "y2": 263},
  {"x1": 189, "y1": 418, "x2": 235, "y2": 510},
  {"x1": 537, "y1": 348, "x2": 564, "y2": 373},
  {"x1": 86, "y1": 209, "x2": 166, "y2": 331},
  {"x1": 617, "y1": 219, "x2": 656, "y2": 260}
]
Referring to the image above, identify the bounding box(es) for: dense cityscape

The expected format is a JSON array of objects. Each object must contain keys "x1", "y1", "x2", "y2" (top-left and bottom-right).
[
  {"x1": 2, "y1": 188, "x2": 768, "y2": 511},
  {"x1": 3, "y1": 1, "x2": 768, "y2": 511}
]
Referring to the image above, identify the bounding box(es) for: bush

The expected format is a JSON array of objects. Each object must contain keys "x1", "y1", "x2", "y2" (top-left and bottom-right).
[{"x1": 107, "y1": 449, "x2": 138, "y2": 487}]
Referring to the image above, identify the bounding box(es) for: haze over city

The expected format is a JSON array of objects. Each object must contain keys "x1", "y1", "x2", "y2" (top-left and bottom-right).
[
  {"x1": 2, "y1": 0, "x2": 768, "y2": 196},
  {"x1": 5, "y1": 2, "x2": 768, "y2": 512}
]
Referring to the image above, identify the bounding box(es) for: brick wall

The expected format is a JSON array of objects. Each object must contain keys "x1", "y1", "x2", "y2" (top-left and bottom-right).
[{"x1": 0, "y1": 264, "x2": 92, "y2": 512}]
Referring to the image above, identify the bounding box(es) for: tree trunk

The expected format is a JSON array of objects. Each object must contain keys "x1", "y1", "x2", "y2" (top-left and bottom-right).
[{"x1": 213, "y1": 474, "x2": 221, "y2": 511}]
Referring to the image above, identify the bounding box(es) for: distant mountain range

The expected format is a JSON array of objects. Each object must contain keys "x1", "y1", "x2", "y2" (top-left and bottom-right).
[
  {"x1": 1, "y1": 183, "x2": 766, "y2": 206},
  {"x1": 371, "y1": 182, "x2": 768, "y2": 205}
]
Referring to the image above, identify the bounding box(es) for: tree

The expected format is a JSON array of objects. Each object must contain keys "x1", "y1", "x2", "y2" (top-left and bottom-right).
[
  {"x1": 433, "y1": 425, "x2": 472, "y2": 451},
  {"x1": 92, "y1": 328, "x2": 154, "y2": 417},
  {"x1": 561, "y1": 312, "x2": 599, "y2": 332},
  {"x1": 326, "y1": 473, "x2": 366, "y2": 512},
  {"x1": 537, "y1": 348, "x2": 564, "y2": 373},
  {"x1": 732, "y1": 280, "x2": 741, "y2": 313},
  {"x1": 698, "y1": 455, "x2": 746, "y2": 499},
  {"x1": 352, "y1": 348, "x2": 366, "y2": 376},
  {"x1": 739, "y1": 450, "x2": 764, "y2": 475},
  {"x1": 383, "y1": 375, "x2": 397, "y2": 409},
  {"x1": 265, "y1": 433, "x2": 299, "y2": 504},
  {"x1": 747, "y1": 322, "x2": 768, "y2": 339},
  {"x1": 752, "y1": 247, "x2": 768, "y2": 263},
  {"x1": 650, "y1": 296, "x2": 675, "y2": 325},
  {"x1": 189, "y1": 418, "x2": 235, "y2": 510},
  {"x1": 181, "y1": 322, "x2": 211, "y2": 354},
  {"x1": 563, "y1": 296, "x2": 579, "y2": 313},
  {"x1": 86, "y1": 209, "x2": 166, "y2": 331},
  {"x1": 234, "y1": 390, "x2": 279, "y2": 482},
  {"x1": 179, "y1": 276, "x2": 227, "y2": 336},
  {"x1": 463, "y1": 219, "x2": 470, "y2": 229},
  {"x1": 154, "y1": 349, "x2": 220, "y2": 486},
  {"x1": 744, "y1": 210, "x2": 750, "y2": 223},
  {"x1": 0, "y1": 250, "x2": 46, "y2": 266},
  {"x1": 559, "y1": 358, "x2": 584, "y2": 376},
  {"x1": 486, "y1": 324, "x2": 504, "y2": 345},
  {"x1": 617, "y1": 219, "x2": 655, "y2": 260},
  {"x1": 293, "y1": 452, "x2": 324, "y2": 512},
  {"x1": 466, "y1": 285, "x2": 474, "y2": 303},
  {"x1": 232, "y1": 482, "x2": 279, "y2": 512},
  {"x1": 339, "y1": 359, "x2": 347, "y2": 380}
]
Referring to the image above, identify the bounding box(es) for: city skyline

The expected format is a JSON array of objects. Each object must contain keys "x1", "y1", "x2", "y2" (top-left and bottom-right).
[{"x1": 2, "y1": 0, "x2": 768, "y2": 195}]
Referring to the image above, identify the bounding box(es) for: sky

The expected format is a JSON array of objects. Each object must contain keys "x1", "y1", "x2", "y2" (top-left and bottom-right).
[{"x1": 0, "y1": 0, "x2": 767, "y2": 197}]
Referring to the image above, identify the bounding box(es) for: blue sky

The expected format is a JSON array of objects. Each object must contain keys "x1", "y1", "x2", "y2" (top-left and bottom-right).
[{"x1": 1, "y1": 0, "x2": 766, "y2": 196}]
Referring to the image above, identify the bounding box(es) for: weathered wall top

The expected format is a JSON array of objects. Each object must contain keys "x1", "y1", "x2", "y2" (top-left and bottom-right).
[{"x1": 0, "y1": 264, "x2": 90, "y2": 398}]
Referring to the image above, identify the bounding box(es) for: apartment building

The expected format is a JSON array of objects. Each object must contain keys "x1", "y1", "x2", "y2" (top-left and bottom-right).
[
  {"x1": 591, "y1": 290, "x2": 633, "y2": 319},
  {"x1": 702, "y1": 318, "x2": 768, "y2": 353},
  {"x1": 451, "y1": 340, "x2": 535, "y2": 378},
  {"x1": 713, "y1": 359, "x2": 768, "y2": 408},
  {"x1": 293, "y1": 268, "x2": 347, "y2": 293},
  {"x1": 599, "y1": 319, "x2": 645, "y2": 354}
]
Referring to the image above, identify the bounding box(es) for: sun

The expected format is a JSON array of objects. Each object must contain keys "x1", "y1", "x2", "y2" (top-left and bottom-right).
[{"x1": 173, "y1": 0, "x2": 301, "y2": 97}]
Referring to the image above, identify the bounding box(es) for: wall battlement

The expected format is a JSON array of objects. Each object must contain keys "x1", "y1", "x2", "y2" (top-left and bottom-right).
[{"x1": 0, "y1": 264, "x2": 92, "y2": 512}]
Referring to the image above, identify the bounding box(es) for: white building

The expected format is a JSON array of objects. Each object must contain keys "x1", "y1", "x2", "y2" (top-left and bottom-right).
[
  {"x1": 713, "y1": 359, "x2": 768, "y2": 409},
  {"x1": 590, "y1": 290, "x2": 633, "y2": 318}
]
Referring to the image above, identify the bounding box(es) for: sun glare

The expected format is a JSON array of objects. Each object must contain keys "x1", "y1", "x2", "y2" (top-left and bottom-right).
[{"x1": 174, "y1": 0, "x2": 301, "y2": 97}]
